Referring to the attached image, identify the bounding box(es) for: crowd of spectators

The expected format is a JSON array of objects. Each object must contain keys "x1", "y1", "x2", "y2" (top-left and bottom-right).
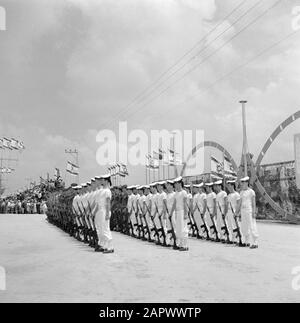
[{"x1": 0, "y1": 177, "x2": 65, "y2": 215}]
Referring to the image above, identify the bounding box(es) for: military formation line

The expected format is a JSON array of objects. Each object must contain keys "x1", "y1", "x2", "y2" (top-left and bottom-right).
[{"x1": 46, "y1": 174, "x2": 259, "y2": 253}]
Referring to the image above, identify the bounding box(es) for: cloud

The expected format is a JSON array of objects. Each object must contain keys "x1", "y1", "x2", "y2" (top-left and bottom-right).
[{"x1": 1, "y1": 0, "x2": 300, "y2": 193}]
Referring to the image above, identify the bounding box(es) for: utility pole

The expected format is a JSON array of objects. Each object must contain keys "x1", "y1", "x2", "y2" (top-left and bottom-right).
[
  {"x1": 240, "y1": 100, "x2": 249, "y2": 177},
  {"x1": 65, "y1": 148, "x2": 79, "y2": 184}
]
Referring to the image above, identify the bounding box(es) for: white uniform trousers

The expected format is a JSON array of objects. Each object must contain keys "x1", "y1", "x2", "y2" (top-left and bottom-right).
[
  {"x1": 95, "y1": 209, "x2": 113, "y2": 249},
  {"x1": 226, "y1": 211, "x2": 237, "y2": 242},
  {"x1": 175, "y1": 210, "x2": 189, "y2": 248},
  {"x1": 241, "y1": 208, "x2": 259, "y2": 245}
]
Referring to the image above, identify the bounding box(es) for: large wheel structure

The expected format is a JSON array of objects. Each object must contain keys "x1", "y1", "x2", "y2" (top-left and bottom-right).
[
  {"x1": 179, "y1": 111, "x2": 300, "y2": 223},
  {"x1": 249, "y1": 110, "x2": 300, "y2": 223}
]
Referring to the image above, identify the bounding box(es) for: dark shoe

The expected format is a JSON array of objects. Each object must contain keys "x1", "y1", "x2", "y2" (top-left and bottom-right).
[
  {"x1": 103, "y1": 249, "x2": 114, "y2": 254},
  {"x1": 95, "y1": 245, "x2": 105, "y2": 252},
  {"x1": 250, "y1": 245, "x2": 258, "y2": 249},
  {"x1": 173, "y1": 245, "x2": 180, "y2": 250},
  {"x1": 179, "y1": 247, "x2": 189, "y2": 251}
]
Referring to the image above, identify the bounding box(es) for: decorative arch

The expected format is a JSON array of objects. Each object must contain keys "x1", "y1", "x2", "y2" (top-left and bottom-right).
[
  {"x1": 178, "y1": 110, "x2": 300, "y2": 223},
  {"x1": 249, "y1": 110, "x2": 300, "y2": 223},
  {"x1": 179, "y1": 140, "x2": 238, "y2": 177}
]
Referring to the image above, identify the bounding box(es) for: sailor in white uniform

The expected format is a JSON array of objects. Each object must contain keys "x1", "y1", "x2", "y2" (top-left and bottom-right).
[
  {"x1": 155, "y1": 181, "x2": 168, "y2": 245},
  {"x1": 149, "y1": 183, "x2": 160, "y2": 242},
  {"x1": 174, "y1": 177, "x2": 189, "y2": 251},
  {"x1": 205, "y1": 182, "x2": 218, "y2": 241},
  {"x1": 237, "y1": 176, "x2": 259, "y2": 249},
  {"x1": 226, "y1": 179, "x2": 241, "y2": 244},
  {"x1": 214, "y1": 180, "x2": 228, "y2": 242},
  {"x1": 192, "y1": 184, "x2": 204, "y2": 238},
  {"x1": 143, "y1": 185, "x2": 154, "y2": 241},
  {"x1": 97, "y1": 174, "x2": 114, "y2": 253},
  {"x1": 165, "y1": 180, "x2": 177, "y2": 248},
  {"x1": 126, "y1": 186, "x2": 136, "y2": 237}
]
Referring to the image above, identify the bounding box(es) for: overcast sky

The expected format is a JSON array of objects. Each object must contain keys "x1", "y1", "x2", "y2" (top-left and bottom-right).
[{"x1": 1, "y1": 0, "x2": 300, "y2": 194}]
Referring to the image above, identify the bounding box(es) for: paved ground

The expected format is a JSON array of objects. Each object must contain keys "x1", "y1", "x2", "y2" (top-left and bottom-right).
[{"x1": 0, "y1": 214, "x2": 299, "y2": 303}]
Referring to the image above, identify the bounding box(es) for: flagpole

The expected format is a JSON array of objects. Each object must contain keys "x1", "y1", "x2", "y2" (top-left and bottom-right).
[
  {"x1": 145, "y1": 156, "x2": 148, "y2": 184},
  {"x1": 222, "y1": 149, "x2": 225, "y2": 188},
  {"x1": 172, "y1": 132, "x2": 176, "y2": 178},
  {"x1": 240, "y1": 100, "x2": 248, "y2": 177}
]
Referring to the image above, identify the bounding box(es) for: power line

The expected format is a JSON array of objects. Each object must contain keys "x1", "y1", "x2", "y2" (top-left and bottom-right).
[
  {"x1": 112, "y1": 0, "x2": 282, "y2": 125},
  {"x1": 150, "y1": 27, "x2": 300, "y2": 123},
  {"x1": 123, "y1": 0, "x2": 261, "y2": 112},
  {"x1": 99, "y1": 0, "x2": 249, "y2": 129}
]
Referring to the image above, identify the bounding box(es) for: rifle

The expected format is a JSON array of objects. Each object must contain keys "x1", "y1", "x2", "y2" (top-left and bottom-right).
[
  {"x1": 163, "y1": 200, "x2": 177, "y2": 248},
  {"x1": 195, "y1": 203, "x2": 210, "y2": 240},
  {"x1": 154, "y1": 202, "x2": 167, "y2": 246},
  {"x1": 84, "y1": 200, "x2": 99, "y2": 247},
  {"x1": 186, "y1": 201, "x2": 199, "y2": 238},
  {"x1": 76, "y1": 202, "x2": 89, "y2": 243},
  {"x1": 229, "y1": 202, "x2": 243, "y2": 246},
  {"x1": 71, "y1": 206, "x2": 82, "y2": 241},
  {"x1": 206, "y1": 206, "x2": 219, "y2": 241},
  {"x1": 66, "y1": 204, "x2": 74, "y2": 236},
  {"x1": 128, "y1": 209, "x2": 135, "y2": 237},
  {"x1": 217, "y1": 201, "x2": 230, "y2": 243},
  {"x1": 87, "y1": 201, "x2": 98, "y2": 247},
  {"x1": 142, "y1": 201, "x2": 154, "y2": 242},
  {"x1": 133, "y1": 201, "x2": 143, "y2": 239},
  {"x1": 137, "y1": 201, "x2": 147, "y2": 240},
  {"x1": 144, "y1": 202, "x2": 160, "y2": 244},
  {"x1": 129, "y1": 200, "x2": 139, "y2": 238}
]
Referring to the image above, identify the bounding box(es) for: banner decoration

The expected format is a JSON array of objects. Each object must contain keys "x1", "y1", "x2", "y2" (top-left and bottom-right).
[{"x1": 66, "y1": 162, "x2": 79, "y2": 176}]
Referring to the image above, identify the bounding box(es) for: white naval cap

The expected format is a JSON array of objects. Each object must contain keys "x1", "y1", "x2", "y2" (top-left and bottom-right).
[
  {"x1": 214, "y1": 180, "x2": 223, "y2": 185},
  {"x1": 156, "y1": 181, "x2": 166, "y2": 186},
  {"x1": 100, "y1": 174, "x2": 111, "y2": 180},
  {"x1": 205, "y1": 182, "x2": 214, "y2": 187},
  {"x1": 166, "y1": 179, "x2": 175, "y2": 184},
  {"x1": 91, "y1": 178, "x2": 96, "y2": 182},
  {"x1": 149, "y1": 182, "x2": 157, "y2": 187},
  {"x1": 226, "y1": 179, "x2": 237, "y2": 184},
  {"x1": 81, "y1": 183, "x2": 87, "y2": 187},
  {"x1": 240, "y1": 176, "x2": 250, "y2": 182},
  {"x1": 173, "y1": 176, "x2": 183, "y2": 183},
  {"x1": 94, "y1": 176, "x2": 101, "y2": 180},
  {"x1": 143, "y1": 185, "x2": 150, "y2": 189}
]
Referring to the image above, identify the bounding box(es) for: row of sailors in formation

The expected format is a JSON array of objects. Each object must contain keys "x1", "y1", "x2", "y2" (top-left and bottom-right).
[
  {"x1": 125, "y1": 176, "x2": 258, "y2": 251},
  {"x1": 71, "y1": 174, "x2": 258, "y2": 253},
  {"x1": 72, "y1": 174, "x2": 114, "y2": 253}
]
